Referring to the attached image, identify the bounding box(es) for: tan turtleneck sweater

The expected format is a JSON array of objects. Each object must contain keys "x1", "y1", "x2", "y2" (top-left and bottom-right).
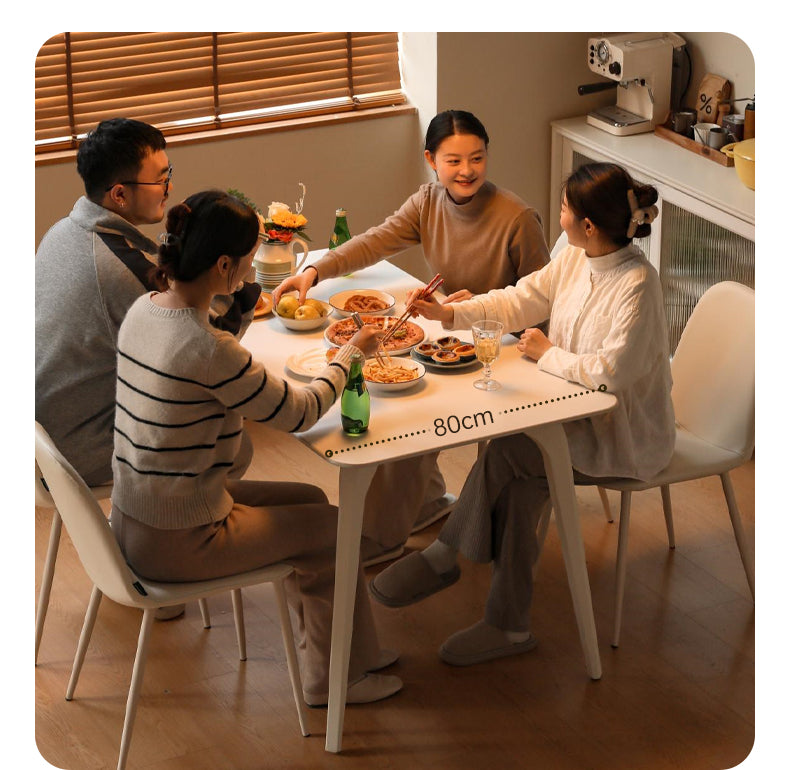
[{"x1": 310, "y1": 181, "x2": 549, "y2": 296}]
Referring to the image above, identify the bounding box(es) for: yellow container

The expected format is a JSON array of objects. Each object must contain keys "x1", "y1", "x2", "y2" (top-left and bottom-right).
[{"x1": 721, "y1": 138, "x2": 755, "y2": 190}]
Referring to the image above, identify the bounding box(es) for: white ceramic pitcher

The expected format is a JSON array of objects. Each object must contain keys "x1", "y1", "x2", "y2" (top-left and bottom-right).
[{"x1": 253, "y1": 236, "x2": 309, "y2": 291}]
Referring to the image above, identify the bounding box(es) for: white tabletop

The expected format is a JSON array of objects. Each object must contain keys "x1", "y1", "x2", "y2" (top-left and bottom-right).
[{"x1": 241, "y1": 252, "x2": 616, "y2": 752}]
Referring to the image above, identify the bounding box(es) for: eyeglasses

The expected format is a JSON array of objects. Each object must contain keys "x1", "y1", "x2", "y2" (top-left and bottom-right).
[{"x1": 106, "y1": 165, "x2": 173, "y2": 192}]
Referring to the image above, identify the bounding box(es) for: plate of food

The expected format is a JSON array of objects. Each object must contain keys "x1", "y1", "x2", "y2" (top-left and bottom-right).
[
  {"x1": 411, "y1": 338, "x2": 479, "y2": 369},
  {"x1": 285, "y1": 347, "x2": 334, "y2": 379},
  {"x1": 324, "y1": 315, "x2": 425, "y2": 355},
  {"x1": 254, "y1": 292, "x2": 273, "y2": 318},
  {"x1": 329, "y1": 289, "x2": 396, "y2": 317},
  {"x1": 274, "y1": 294, "x2": 332, "y2": 331},
  {"x1": 363, "y1": 358, "x2": 425, "y2": 393}
]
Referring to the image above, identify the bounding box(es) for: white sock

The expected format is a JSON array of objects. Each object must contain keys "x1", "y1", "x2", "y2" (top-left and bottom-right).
[
  {"x1": 504, "y1": 629, "x2": 531, "y2": 643},
  {"x1": 422, "y1": 540, "x2": 458, "y2": 574}
]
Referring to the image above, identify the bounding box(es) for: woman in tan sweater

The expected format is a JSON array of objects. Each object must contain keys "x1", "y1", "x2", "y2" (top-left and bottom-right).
[
  {"x1": 273, "y1": 110, "x2": 551, "y2": 566},
  {"x1": 111, "y1": 190, "x2": 401, "y2": 705}
]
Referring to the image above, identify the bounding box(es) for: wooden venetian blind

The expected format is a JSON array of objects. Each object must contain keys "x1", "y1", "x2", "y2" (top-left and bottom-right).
[{"x1": 35, "y1": 32, "x2": 404, "y2": 153}]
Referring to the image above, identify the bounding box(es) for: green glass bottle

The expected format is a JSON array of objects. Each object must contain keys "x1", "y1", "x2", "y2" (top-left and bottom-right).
[
  {"x1": 328, "y1": 208, "x2": 352, "y2": 250},
  {"x1": 340, "y1": 351, "x2": 369, "y2": 435}
]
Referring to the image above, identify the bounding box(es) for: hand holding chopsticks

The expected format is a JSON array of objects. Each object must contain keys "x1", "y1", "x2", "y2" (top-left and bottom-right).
[{"x1": 380, "y1": 274, "x2": 444, "y2": 346}]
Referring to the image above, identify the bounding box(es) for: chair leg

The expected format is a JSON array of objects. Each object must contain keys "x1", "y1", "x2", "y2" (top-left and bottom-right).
[
  {"x1": 660, "y1": 484, "x2": 676, "y2": 549},
  {"x1": 231, "y1": 589, "x2": 247, "y2": 661},
  {"x1": 35, "y1": 509, "x2": 63, "y2": 664},
  {"x1": 198, "y1": 598, "x2": 211, "y2": 628},
  {"x1": 612, "y1": 490, "x2": 632, "y2": 648},
  {"x1": 720, "y1": 471, "x2": 755, "y2": 598},
  {"x1": 273, "y1": 579, "x2": 310, "y2": 737},
  {"x1": 66, "y1": 584, "x2": 103, "y2": 700},
  {"x1": 116, "y1": 609, "x2": 156, "y2": 770},
  {"x1": 596, "y1": 486, "x2": 614, "y2": 523}
]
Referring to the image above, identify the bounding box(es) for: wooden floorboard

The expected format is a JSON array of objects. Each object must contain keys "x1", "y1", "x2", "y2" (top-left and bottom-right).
[{"x1": 32, "y1": 436, "x2": 756, "y2": 770}]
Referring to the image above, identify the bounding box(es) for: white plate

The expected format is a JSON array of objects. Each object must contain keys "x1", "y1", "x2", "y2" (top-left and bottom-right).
[
  {"x1": 410, "y1": 348, "x2": 479, "y2": 370},
  {"x1": 274, "y1": 299, "x2": 333, "y2": 331},
  {"x1": 285, "y1": 347, "x2": 332, "y2": 378},
  {"x1": 329, "y1": 289, "x2": 395, "y2": 317},
  {"x1": 363, "y1": 358, "x2": 426, "y2": 393}
]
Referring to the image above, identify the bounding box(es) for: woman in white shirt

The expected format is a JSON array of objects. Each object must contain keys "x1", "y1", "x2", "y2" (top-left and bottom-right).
[{"x1": 369, "y1": 162, "x2": 675, "y2": 666}]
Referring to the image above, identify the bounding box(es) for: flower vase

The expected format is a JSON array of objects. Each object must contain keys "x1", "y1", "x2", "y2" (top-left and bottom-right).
[{"x1": 253, "y1": 237, "x2": 309, "y2": 292}]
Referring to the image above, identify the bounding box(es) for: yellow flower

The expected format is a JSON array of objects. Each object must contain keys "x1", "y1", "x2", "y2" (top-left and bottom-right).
[{"x1": 272, "y1": 211, "x2": 308, "y2": 229}]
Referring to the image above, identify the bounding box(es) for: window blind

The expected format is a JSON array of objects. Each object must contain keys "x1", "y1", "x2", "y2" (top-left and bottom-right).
[{"x1": 35, "y1": 32, "x2": 404, "y2": 153}]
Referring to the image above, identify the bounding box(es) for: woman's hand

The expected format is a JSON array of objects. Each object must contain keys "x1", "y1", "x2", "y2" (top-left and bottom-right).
[
  {"x1": 405, "y1": 288, "x2": 454, "y2": 324},
  {"x1": 272, "y1": 267, "x2": 316, "y2": 306},
  {"x1": 517, "y1": 328, "x2": 553, "y2": 361},
  {"x1": 348, "y1": 325, "x2": 382, "y2": 358},
  {"x1": 442, "y1": 289, "x2": 474, "y2": 304}
]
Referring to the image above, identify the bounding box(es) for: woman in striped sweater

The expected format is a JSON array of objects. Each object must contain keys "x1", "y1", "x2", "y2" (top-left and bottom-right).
[{"x1": 110, "y1": 190, "x2": 402, "y2": 706}]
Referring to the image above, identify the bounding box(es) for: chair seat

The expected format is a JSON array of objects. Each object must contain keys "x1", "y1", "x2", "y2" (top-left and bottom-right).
[
  {"x1": 123, "y1": 562, "x2": 295, "y2": 611},
  {"x1": 602, "y1": 427, "x2": 746, "y2": 493}
]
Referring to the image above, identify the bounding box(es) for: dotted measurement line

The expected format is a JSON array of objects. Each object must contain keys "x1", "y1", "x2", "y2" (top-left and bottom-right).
[{"x1": 324, "y1": 389, "x2": 600, "y2": 458}]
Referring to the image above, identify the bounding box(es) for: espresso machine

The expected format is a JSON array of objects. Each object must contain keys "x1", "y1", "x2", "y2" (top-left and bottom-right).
[{"x1": 582, "y1": 33, "x2": 687, "y2": 136}]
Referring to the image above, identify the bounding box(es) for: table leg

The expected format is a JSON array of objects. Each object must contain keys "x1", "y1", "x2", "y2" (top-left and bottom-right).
[
  {"x1": 325, "y1": 463, "x2": 377, "y2": 753},
  {"x1": 526, "y1": 423, "x2": 602, "y2": 680}
]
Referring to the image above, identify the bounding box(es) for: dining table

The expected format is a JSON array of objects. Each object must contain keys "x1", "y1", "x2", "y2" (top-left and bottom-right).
[{"x1": 240, "y1": 250, "x2": 617, "y2": 752}]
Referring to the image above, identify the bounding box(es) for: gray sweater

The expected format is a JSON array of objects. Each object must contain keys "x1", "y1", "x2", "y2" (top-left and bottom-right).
[{"x1": 35, "y1": 197, "x2": 260, "y2": 486}]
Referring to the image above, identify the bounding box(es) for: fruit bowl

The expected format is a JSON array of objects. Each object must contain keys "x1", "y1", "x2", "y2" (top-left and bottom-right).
[{"x1": 274, "y1": 294, "x2": 332, "y2": 331}]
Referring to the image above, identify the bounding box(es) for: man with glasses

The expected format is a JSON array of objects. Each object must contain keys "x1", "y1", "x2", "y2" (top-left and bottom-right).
[{"x1": 36, "y1": 119, "x2": 259, "y2": 556}]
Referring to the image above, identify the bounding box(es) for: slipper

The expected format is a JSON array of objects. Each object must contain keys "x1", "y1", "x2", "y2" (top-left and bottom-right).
[
  {"x1": 439, "y1": 621, "x2": 537, "y2": 667},
  {"x1": 303, "y1": 673, "x2": 403, "y2": 707},
  {"x1": 410, "y1": 493, "x2": 457, "y2": 535},
  {"x1": 369, "y1": 551, "x2": 460, "y2": 608},
  {"x1": 154, "y1": 603, "x2": 185, "y2": 621}
]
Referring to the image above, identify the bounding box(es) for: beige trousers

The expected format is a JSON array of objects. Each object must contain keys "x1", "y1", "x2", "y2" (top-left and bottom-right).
[
  {"x1": 361, "y1": 453, "x2": 447, "y2": 550},
  {"x1": 111, "y1": 479, "x2": 381, "y2": 695}
]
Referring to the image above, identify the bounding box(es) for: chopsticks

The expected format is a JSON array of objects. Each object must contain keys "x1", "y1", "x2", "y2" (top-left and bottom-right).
[
  {"x1": 379, "y1": 273, "x2": 444, "y2": 347},
  {"x1": 351, "y1": 311, "x2": 391, "y2": 368}
]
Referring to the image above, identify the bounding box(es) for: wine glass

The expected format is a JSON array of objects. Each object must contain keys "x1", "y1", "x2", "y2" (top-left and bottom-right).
[{"x1": 472, "y1": 320, "x2": 504, "y2": 391}]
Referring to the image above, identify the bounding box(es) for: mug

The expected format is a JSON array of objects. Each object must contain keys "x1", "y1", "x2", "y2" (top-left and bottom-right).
[
  {"x1": 706, "y1": 126, "x2": 734, "y2": 151},
  {"x1": 672, "y1": 109, "x2": 696, "y2": 137},
  {"x1": 693, "y1": 122, "x2": 721, "y2": 147}
]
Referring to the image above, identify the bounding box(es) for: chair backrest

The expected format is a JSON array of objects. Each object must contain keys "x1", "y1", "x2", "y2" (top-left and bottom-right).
[
  {"x1": 550, "y1": 230, "x2": 569, "y2": 260},
  {"x1": 34, "y1": 422, "x2": 147, "y2": 608},
  {"x1": 670, "y1": 281, "x2": 755, "y2": 459}
]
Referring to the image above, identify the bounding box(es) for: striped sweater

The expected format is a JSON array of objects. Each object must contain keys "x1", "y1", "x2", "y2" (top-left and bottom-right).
[{"x1": 112, "y1": 293, "x2": 357, "y2": 529}]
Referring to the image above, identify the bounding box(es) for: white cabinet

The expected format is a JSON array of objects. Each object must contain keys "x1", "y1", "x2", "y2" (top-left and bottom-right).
[{"x1": 550, "y1": 117, "x2": 755, "y2": 351}]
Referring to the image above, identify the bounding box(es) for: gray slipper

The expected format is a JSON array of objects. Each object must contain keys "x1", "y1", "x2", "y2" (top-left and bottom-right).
[
  {"x1": 439, "y1": 620, "x2": 537, "y2": 666},
  {"x1": 369, "y1": 551, "x2": 460, "y2": 608}
]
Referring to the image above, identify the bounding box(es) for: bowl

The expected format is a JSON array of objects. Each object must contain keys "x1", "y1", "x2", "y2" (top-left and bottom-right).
[
  {"x1": 362, "y1": 358, "x2": 425, "y2": 393},
  {"x1": 274, "y1": 296, "x2": 332, "y2": 331},
  {"x1": 721, "y1": 138, "x2": 755, "y2": 190},
  {"x1": 329, "y1": 289, "x2": 396, "y2": 317}
]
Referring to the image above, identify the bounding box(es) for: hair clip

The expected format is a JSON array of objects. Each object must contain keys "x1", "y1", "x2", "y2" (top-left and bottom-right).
[
  {"x1": 158, "y1": 232, "x2": 180, "y2": 246},
  {"x1": 626, "y1": 189, "x2": 658, "y2": 239}
]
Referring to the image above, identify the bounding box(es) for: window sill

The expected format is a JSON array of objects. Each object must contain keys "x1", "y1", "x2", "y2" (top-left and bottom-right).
[{"x1": 35, "y1": 103, "x2": 417, "y2": 167}]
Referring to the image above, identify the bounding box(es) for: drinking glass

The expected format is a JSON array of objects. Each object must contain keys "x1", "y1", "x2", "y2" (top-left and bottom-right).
[{"x1": 472, "y1": 320, "x2": 504, "y2": 391}]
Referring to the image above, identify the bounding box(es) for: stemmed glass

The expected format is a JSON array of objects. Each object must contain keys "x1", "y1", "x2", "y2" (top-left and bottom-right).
[{"x1": 472, "y1": 320, "x2": 504, "y2": 391}]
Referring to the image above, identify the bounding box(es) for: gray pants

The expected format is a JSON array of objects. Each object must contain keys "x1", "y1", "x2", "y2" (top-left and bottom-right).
[
  {"x1": 111, "y1": 478, "x2": 381, "y2": 696},
  {"x1": 439, "y1": 433, "x2": 611, "y2": 632}
]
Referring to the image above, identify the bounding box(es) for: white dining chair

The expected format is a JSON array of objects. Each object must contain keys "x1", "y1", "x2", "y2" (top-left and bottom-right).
[
  {"x1": 600, "y1": 281, "x2": 755, "y2": 647},
  {"x1": 35, "y1": 422, "x2": 309, "y2": 770},
  {"x1": 35, "y1": 467, "x2": 212, "y2": 663}
]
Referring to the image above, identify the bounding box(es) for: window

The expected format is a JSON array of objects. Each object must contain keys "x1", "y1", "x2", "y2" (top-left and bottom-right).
[{"x1": 35, "y1": 32, "x2": 404, "y2": 154}]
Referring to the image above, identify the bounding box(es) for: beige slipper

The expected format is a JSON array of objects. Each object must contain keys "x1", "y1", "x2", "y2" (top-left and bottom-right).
[
  {"x1": 361, "y1": 538, "x2": 405, "y2": 568},
  {"x1": 439, "y1": 620, "x2": 537, "y2": 666},
  {"x1": 369, "y1": 551, "x2": 460, "y2": 608},
  {"x1": 303, "y1": 673, "x2": 403, "y2": 707}
]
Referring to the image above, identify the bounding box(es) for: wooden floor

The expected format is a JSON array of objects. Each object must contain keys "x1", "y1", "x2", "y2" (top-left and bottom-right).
[{"x1": 34, "y1": 425, "x2": 755, "y2": 770}]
